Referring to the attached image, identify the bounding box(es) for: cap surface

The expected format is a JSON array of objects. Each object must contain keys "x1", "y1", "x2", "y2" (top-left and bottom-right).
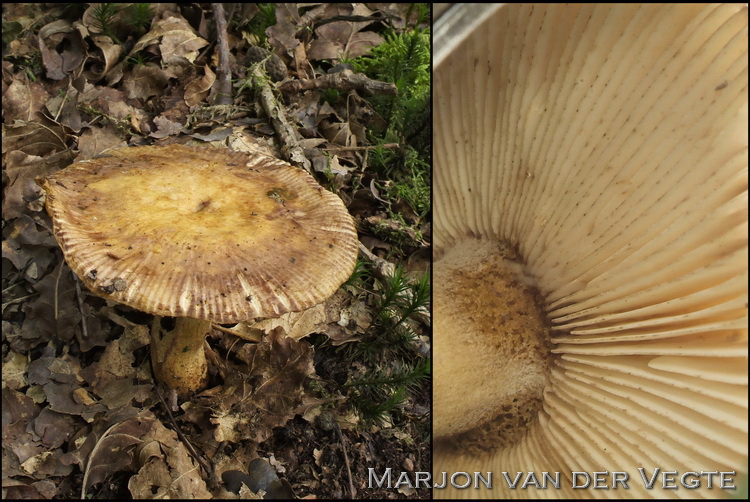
[{"x1": 43, "y1": 145, "x2": 358, "y2": 322}]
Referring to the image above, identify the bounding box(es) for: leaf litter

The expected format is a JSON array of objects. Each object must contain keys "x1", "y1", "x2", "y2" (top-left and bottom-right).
[{"x1": 2, "y1": 3, "x2": 430, "y2": 499}]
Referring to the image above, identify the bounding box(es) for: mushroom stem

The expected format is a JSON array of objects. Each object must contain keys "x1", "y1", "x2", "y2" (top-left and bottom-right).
[
  {"x1": 434, "y1": 238, "x2": 551, "y2": 451},
  {"x1": 150, "y1": 317, "x2": 210, "y2": 394}
]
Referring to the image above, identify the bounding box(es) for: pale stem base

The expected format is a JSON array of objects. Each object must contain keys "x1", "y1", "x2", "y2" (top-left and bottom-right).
[{"x1": 150, "y1": 316, "x2": 210, "y2": 394}]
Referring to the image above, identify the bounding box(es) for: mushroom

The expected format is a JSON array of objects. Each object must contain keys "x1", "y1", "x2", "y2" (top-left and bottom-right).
[
  {"x1": 42, "y1": 145, "x2": 358, "y2": 394},
  {"x1": 434, "y1": 3, "x2": 747, "y2": 498}
]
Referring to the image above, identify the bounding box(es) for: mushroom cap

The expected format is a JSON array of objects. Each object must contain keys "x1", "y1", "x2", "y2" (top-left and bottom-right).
[
  {"x1": 434, "y1": 3, "x2": 747, "y2": 498},
  {"x1": 43, "y1": 145, "x2": 358, "y2": 323}
]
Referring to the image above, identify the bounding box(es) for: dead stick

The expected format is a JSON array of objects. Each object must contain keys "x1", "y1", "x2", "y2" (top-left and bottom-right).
[
  {"x1": 334, "y1": 422, "x2": 355, "y2": 499},
  {"x1": 211, "y1": 3, "x2": 233, "y2": 105},
  {"x1": 73, "y1": 274, "x2": 89, "y2": 340},
  {"x1": 278, "y1": 70, "x2": 397, "y2": 96},
  {"x1": 320, "y1": 143, "x2": 399, "y2": 152},
  {"x1": 251, "y1": 65, "x2": 312, "y2": 171}
]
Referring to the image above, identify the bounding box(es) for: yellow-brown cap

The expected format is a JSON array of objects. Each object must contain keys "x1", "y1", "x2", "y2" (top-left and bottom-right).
[{"x1": 42, "y1": 145, "x2": 358, "y2": 322}]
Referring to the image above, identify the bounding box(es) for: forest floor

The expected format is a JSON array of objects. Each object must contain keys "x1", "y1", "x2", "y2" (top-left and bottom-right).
[{"x1": 2, "y1": 3, "x2": 430, "y2": 499}]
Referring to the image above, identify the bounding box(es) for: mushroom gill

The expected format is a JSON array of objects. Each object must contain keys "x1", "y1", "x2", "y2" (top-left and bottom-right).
[{"x1": 434, "y1": 4, "x2": 748, "y2": 499}]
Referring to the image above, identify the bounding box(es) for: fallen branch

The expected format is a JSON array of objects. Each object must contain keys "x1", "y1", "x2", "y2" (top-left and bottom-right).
[
  {"x1": 358, "y1": 241, "x2": 395, "y2": 279},
  {"x1": 320, "y1": 142, "x2": 399, "y2": 152},
  {"x1": 278, "y1": 69, "x2": 397, "y2": 96},
  {"x1": 210, "y1": 3, "x2": 233, "y2": 105},
  {"x1": 251, "y1": 65, "x2": 312, "y2": 171},
  {"x1": 73, "y1": 274, "x2": 88, "y2": 340},
  {"x1": 334, "y1": 421, "x2": 356, "y2": 499}
]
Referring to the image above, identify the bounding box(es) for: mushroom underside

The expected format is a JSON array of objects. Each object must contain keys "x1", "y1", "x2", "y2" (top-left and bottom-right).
[{"x1": 434, "y1": 3, "x2": 748, "y2": 499}]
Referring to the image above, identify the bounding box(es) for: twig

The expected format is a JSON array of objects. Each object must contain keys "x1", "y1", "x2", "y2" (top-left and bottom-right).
[
  {"x1": 2, "y1": 293, "x2": 40, "y2": 309},
  {"x1": 2, "y1": 280, "x2": 24, "y2": 293},
  {"x1": 210, "y1": 3, "x2": 233, "y2": 105},
  {"x1": 54, "y1": 262, "x2": 65, "y2": 320},
  {"x1": 251, "y1": 65, "x2": 312, "y2": 171},
  {"x1": 73, "y1": 273, "x2": 88, "y2": 340},
  {"x1": 334, "y1": 421, "x2": 355, "y2": 499},
  {"x1": 314, "y1": 13, "x2": 387, "y2": 30},
  {"x1": 358, "y1": 241, "x2": 395, "y2": 279},
  {"x1": 320, "y1": 143, "x2": 399, "y2": 152},
  {"x1": 53, "y1": 84, "x2": 70, "y2": 123},
  {"x1": 152, "y1": 380, "x2": 214, "y2": 480},
  {"x1": 278, "y1": 70, "x2": 397, "y2": 96}
]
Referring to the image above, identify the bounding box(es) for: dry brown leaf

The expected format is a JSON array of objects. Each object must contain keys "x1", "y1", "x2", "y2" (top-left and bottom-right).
[
  {"x1": 33, "y1": 407, "x2": 76, "y2": 449},
  {"x1": 121, "y1": 62, "x2": 171, "y2": 100},
  {"x1": 320, "y1": 120, "x2": 356, "y2": 147},
  {"x1": 2, "y1": 120, "x2": 67, "y2": 157},
  {"x1": 267, "y1": 4, "x2": 301, "y2": 55},
  {"x1": 2, "y1": 215, "x2": 57, "y2": 273},
  {"x1": 184, "y1": 64, "x2": 216, "y2": 107},
  {"x1": 83, "y1": 35, "x2": 123, "y2": 82},
  {"x1": 20, "y1": 262, "x2": 79, "y2": 349},
  {"x1": 81, "y1": 5, "x2": 119, "y2": 36},
  {"x1": 26, "y1": 348, "x2": 110, "y2": 420},
  {"x1": 3, "y1": 75, "x2": 50, "y2": 123},
  {"x1": 190, "y1": 126, "x2": 234, "y2": 142},
  {"x1": 44, "y1": 75, "x2": 85, "y2": 132},
  {"x1": 83, "y1": 414, "x2": 155, "y2": 492},
  {"x1": 79, "y1": 310, "x2": 149, "y2": 398},
  {"x1": 227, "y1": 132, "x2": 278, "y2": 157},
  {"x1": 308, "y1": 5, "x2": 384, "y2": 60},
  {"x1": 19, "y1": 449, "x2": 73, "y2": 478},
  {"x1": 129, "y1": 15, "x2": 207, "y2": 67},
  {"x1": 128, "y1": 419, "x2": 212, "y2": 499},
  {"x1": 306, "y1": 38, "x2": 339, "y2": 61},
  {"x1": 2, "y1": 350, "x2": 29, "y2": 390},
  {"x1": 208, "y1": 444, "x2": 264, "y2": 498},
  {"x1": 2, "y1": 479, "x2": 54, "y2": 499},
  {"x1": 248, "y1": 304, "x2": 327, "y2": 341},
  {"x1": 150, "y1": 115, "x2": 184, "y2": 138},
  {"x1": 75, "y1": 126, "x2": 127, "y2": 161},
  {"x1": 37, "y1": 19, "x2": 85, "y2": 80},
  {"x1": 243, "y1": 290, "x2": 366, "y2": 342},
  {"x1": 199, "y1": 330, "x2": 315, "y2": 445}
]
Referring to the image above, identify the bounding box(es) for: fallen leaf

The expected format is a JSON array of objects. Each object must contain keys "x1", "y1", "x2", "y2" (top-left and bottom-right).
[
  {"x1": 2, "y1": 215, "x2": 56, "y2": 278},
  {"x1": 37, "y1": 19, "x2": 85, "y2": 80},
  {"x1": 83, "y1": 414, "x2": 155, "y2": 491},
  {"x1": 199, "y1": 330, "x2": 315, "y2": 445},
  {"x1": 44, "y1": 76, "x2": 84, "y2": 132},
  {"x1": 75, "y1": 126, "x2": 127, "y2": 161},
  {"x1": 267, "y1": 4, "x2": 301, "y2": 56},
  {"x1": 184, "y1": 64, "x2": 215, "y2": 107},
  {"x1": 128, "y1": 419, "x2": 212, "y2": 499},
  {"x1": 2, "y1": 119, "x2": 66, "y2": 157},
  {"x1": 22, "y1": 262, "x2": 80, "y2": 348},
  {"x1": 190, "y1": 126, "x2": 233, "y2": 142},
  {"x1": 33, "y1": 407, "x2": 76, "y2": 449},
  {"x1": 2, "y1": 350, "x2": 29, "y2": 390},
  {"x1": 3, "y1": 75, "x2": 50, "y2": 122},
  {"x1": 121, "y1": 62, "x2": 171, "y2": 100},
  {"x1": 308, "y1": 5, "x2": 384, "y2": 60},
  {"x1": 83, "y1": 35, "x2": 123, "y2": 82},
  {"x1": 129, "y1": 15, "x2": 208, "y2": 67},
  {"x1": 150, "y1": 115, "x2": 184, "y2": 138}
]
